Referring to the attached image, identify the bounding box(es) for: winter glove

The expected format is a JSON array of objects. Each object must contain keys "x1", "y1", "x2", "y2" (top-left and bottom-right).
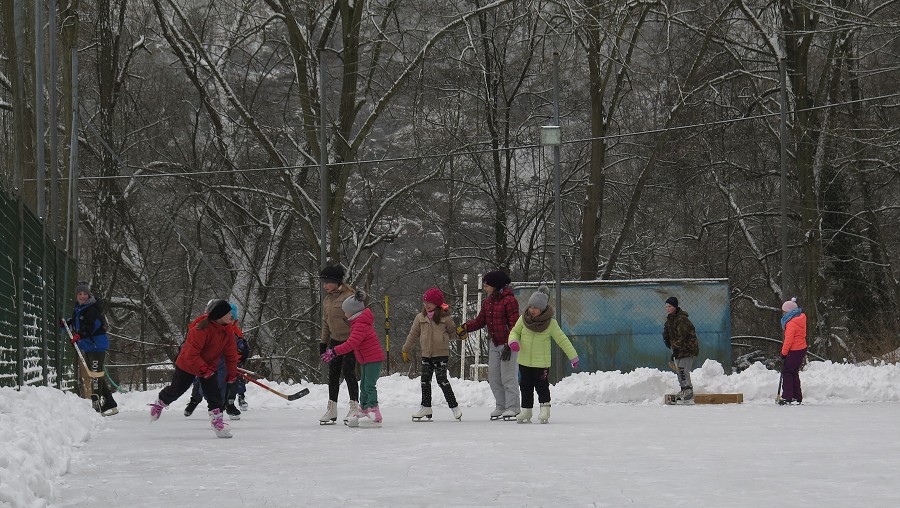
[
  {"x1": 321, "y1": 348, "x2": 336, "y2": 363},
  {"x1": 319, "y1": 343, "x2": 327, "y2": 355},
  {"x1": 198, "y1": 365, "x2": 216, "y2": 378},
  {"x1": 509, "y1": 341, "x2": 520, "y2": 352},
  {"x1": 455, "y1": 325, "x2": 468, "y2": 340},
  {"x1": 402, "y1": 351, "x2": 410, "y2": 363},
  {"x1": 500, "y1": 344, "x2": 512, "y2": 362},
  {"x1": 570, "y1": 356, "x2": 580, "y2": 369},
  {"x1": 226, "y1": 374, "x2": 238, "y2": 384},
  {"x1": 69, "y1": 333, "x2": 81, "y2": 345}
]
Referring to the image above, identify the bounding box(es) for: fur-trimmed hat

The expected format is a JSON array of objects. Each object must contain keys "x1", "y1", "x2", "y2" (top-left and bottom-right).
[
  {"x1": 207, "y1": 299, "x2": 232, "y2": 321},
  {"x1": 483, "y1": 270, "x2": 511, "y2": 290},
  {"x1": 75, "y1": 281, "x2": 91, "y2": 296},
  {"x1": 319, "y1": 265, "x2": 345, "y2": 284},
  {"x1": 528, "y1": 285, "x2": 551, "y2": 310},
  {"x1": 782, "y1": 297, "x2": 798, "y2": 312},
  {"x1": 341, "y1": 289, "x2": 367, "y2": 317},
  {"x1": 423, "y1": 288, "x2": 445, "y2": 307}
]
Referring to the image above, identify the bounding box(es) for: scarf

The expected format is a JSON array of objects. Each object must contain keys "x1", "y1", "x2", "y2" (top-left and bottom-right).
[
  {"x1": 781, "y1": 307, "x2": 802, "y2": 330},
  {"x1": 523, "y1": 305, "x2": 554, "y2": 333}
]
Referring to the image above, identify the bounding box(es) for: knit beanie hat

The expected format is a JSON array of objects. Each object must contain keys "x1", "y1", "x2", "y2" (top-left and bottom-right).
[
  {"x1": 319, "y1": 265, "x2": 345, "y2": 284},
  {"x1": 665, "y1": 296, "x2": 679, "y2": 308},
  {"x1": 207, "y1": 299, "x2": 232, "y2": 320},
  {"x1": 782, "y1": 297, "x2": 798, "y2": 312},
  {"x1": 341, "y1": 289, "x2": 367, "y2": 317},
  {"x1": 528, "y1": 285, "x2": 550, "y2": 310},
  {"x1": 423, "y1": 288, "x2": 445, "y2": 307},
  {"x1": 75, "y1": 281, "x2": 91, "y2": 295},
  {"x1": 483, "y1": 270, "x2": 511, "y2": 290}
]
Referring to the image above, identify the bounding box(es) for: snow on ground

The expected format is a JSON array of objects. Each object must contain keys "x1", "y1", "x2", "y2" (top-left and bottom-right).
[{"x1": 3, "y1": 360, "x2": 900, "y2": 507}]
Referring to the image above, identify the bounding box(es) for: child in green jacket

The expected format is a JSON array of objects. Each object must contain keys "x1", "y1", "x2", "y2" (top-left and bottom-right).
[{"x1": 507, "y1": 286, "x2": 578, "y2": 424}]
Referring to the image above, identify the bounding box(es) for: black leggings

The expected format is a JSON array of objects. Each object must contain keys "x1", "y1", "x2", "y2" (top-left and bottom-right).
[
  {"x1": 519, "y1": 365, "x2": 551, "y2": 408},
  {"x1": 420, "y1": 356, "x2": 458, "y2": 408},
  {"x1": 159, "y1": 366, "x2": 224, "y2": 411},
  {"x1": 327, "y1": 341, "x2": 359, "y2": 402}
]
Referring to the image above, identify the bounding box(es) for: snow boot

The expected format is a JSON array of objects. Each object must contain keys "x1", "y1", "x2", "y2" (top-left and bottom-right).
[
  {"x1": 538, "y1": 403, "x2": 551, "y2": 424},
  {"x1": 100, "y1": 397, "x2": 119, "y2": 417},
  {"x1": 149, "y1": 399, "x2": 168, "y2": 422},
  {"x1": 225, "y1": 400, "x2": 242, "y2": 420},
  {"x1": 501, "y1": 409, "x2": 520, "y2": 421},
  {"x1": 674, "y1": 387, "x2": 695, "y2": 405},
  {"x1": 412, "y1": 405, "x2": 433, "y2": 421},
  {"x1": 320, "y1": 400, "x2": 338, "y2": 425},
  {"x1": 208, "y1": 408, "x2": 233, "y2": 438},
  {"x1": 238, "y1": 394, "x2": 248, "y2": 411},
  {"x1": 184, "y1": 399, "x2": 199, "y2": 417},
  {"x1": 360, "y1": 406, "x2": 382, "y2": 428},
  {"x1": 489, "y1": 408, "x2": 504, "y2": 420},
  {"x1": 348, "y1": 406, "x2": 369, "y2": 428},
  {"x1": 516, "y1": 408, "x2": 533, "y2": 424},
  {"x1": 344, "y1": 400, "x2": 359, "y2": 425},
  {"x1": 451, "y1": 406, "x2": 463, "y2": 421}
]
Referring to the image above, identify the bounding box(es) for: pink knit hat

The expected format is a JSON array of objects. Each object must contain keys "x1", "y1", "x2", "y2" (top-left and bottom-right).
[
  {"x1": 423, "y1": 288, "x2": 444, "y2": 307},
  {"x1": 782, "y1": 297, "x2": 798, "y2": 312}
]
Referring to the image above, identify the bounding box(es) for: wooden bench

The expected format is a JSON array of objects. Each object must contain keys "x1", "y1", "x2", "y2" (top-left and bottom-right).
[{"x1": 664, "y1": 393, "x2": 744, "y2": 405}]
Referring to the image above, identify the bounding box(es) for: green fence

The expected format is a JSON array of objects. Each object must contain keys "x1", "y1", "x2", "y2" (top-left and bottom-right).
[{"x1": 0, "y1": 189, "x2": 76, "y2": 390}]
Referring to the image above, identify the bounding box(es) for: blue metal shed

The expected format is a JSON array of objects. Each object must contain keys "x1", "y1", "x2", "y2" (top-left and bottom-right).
[{"x1": 514, "y1": 279, "x2": 732, "y2": 381}]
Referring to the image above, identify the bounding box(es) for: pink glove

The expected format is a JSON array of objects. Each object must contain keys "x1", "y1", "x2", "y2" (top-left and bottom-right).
[
  {"x1": 509, "y1": 341, "x2": 520, "y2": 352},
  {"x1": 570, "y1": 356, "x2": 579, "y2": 369},
  {"x1": 321, "y1": 348, "x2": 336, "y2": 363}
]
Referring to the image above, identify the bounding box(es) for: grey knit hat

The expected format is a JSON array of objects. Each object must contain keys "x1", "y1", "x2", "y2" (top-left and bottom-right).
[
  {"x1": 74, "y1": 281, "x2": 91, "y2": 295},
  {"x1": 528, "y1": 285, "x2": 550, "y2": 310},
  {"x1": 207, "y1": 299, "x2": 232, "y2": 320},
  {"x1": 341, "y1": 289, "x2": 367, "y2": 317}
]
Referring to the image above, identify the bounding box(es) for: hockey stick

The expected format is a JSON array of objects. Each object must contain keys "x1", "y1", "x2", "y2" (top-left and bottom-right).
[
  {"x1": 237, "y1": 369, "x2": 309, "y2": 401},
  {"x1": 775, "y1": 370, "x2": 784, "y2": 404},
  {"x1": 61, "y1": 321, "x2": 106, "y2": 379}
]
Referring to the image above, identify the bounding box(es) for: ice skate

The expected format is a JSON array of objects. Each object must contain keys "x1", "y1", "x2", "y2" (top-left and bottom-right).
[
  {"x1": 501, "y1": 409, "x2": 520, "y2": 421},
  {"x1": 100, "y1": 398, "x2": 119, "y2": 417},
  {"x1": 359, "y1": 406, "x2": 382, "y2": 428},
  {"x1": 208, "y1": 408, "x2": 233, "y2": 438},
  {"x1": 91, "y1": 394, "x2": 102, "y2": 413},
  {"x1": 347, "y1": 406, "x2": 369, "y2": 428},
  {"x1": 184, "y1": 399, "x2": 199, "y2": 417},
  {"x1": 451, "y1": 406, "x2": 463, "y2": 421},
  {"x1": 148, "y1": 399, "x2": 167, "y2": 422},
  {"x1": 343, "y1": 401, "x2": 359, "y2": 425},
  {"x1": 412, "y1": 405, "x2": 433, "y2": 422},
  {"x1": 673, "y1": 387, "x2": 695, "y2": 406},
  {"x1": 538, "y1": 403, "x2": 551, "y2": 424},
  {"x1": 516, "y1": 408, "x2": 533, "y2": 424},
  {"x1": 489, "y1": 408, "x2": 504, "y2": 421},
  {"x1": 319, "y1": 400, "x2": 338, "y2": 425},
  {"x1": 225, "y1": 401, "x2": 242, "y2": 420},
  {"x1": 238, "y1": 394, "x2": 248, "y2": 411}
]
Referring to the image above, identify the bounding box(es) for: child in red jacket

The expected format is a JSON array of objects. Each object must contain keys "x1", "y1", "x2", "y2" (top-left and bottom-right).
[
  {"x1": 321, "y1": 290, "x2": 385, "y2": 427},
  {"x1": 149, "y1": 299, "x2": 239, "y2": 438}
]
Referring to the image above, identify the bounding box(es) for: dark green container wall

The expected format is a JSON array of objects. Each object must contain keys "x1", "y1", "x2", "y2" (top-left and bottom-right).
[{"x1": 514, "y1": 279, "x2": 732, "y2": 382}]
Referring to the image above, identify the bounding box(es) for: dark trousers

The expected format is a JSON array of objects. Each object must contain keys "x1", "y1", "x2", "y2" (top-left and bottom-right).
[
  {"x1": 420, "y1": 356, "x2": 458, "y2": 408},
  {"x1": 519, "y1": 365, "x2": 551, "y2": 408},
  {"x1": 327, "y1": 342, "x2": 359, "y2": 402},
  {"x1": 159, "y1": 366, "x2": 224, "y2": 411},
  {"x1": 782, "y1": 348, "x2": 807, "y2": 402},
  {"x1": 84, "y1": 351, "x2": 115, "y2": 404}
]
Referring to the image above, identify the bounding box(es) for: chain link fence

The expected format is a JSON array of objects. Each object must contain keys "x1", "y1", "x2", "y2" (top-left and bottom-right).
[{"x1": 0, "y1": 190, "x2": 76, "y2": 389}]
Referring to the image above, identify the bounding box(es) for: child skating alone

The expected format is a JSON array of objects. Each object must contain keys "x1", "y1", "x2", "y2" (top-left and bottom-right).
[
  {"x1": 402, "y1": 288, "x2": 464, "y2": 421},
  {"x1": 321, "y1": 290, "x2": 385, "y2": 427},
  {"x1": 149, "y1": 299, "x2": 239, "y2": 438},
  {"x1": 507, "y1": 286, "x2": 579, "y2": 424}
]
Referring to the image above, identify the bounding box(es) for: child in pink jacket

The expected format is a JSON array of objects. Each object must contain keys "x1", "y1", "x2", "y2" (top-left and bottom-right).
[{"x1": 321, "y1": 290, "x2": 386, "y2": 426}]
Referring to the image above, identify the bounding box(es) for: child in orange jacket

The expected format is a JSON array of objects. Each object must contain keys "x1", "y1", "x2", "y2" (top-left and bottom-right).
[{"x1": 779, "y1": 297, "x2": 808, "y2": 405}]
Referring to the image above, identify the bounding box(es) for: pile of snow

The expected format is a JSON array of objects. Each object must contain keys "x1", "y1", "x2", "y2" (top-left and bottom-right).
[
  {"x1": 0, "y1": 386, "x2": 98, "y2": 507},
  {"x1": 4, "y1": 360, "x2": 900, "y2": 506}
]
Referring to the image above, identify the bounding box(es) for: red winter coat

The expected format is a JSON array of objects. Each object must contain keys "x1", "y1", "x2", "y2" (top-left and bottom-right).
[
  {"x1": 334, "y1": 308, "x2": 386, "y2": 364},
  {"x1": 176, "y1": 314, "x2": 239, "y2": 381},
  {"x1": 464, "y1": 286, "x2": 520, "y2": 346}
]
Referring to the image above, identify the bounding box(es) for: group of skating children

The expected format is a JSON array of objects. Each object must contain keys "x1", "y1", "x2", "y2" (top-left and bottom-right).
[{"x1": 69, "y1": 266, "x2": 808, "y2": 438}]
